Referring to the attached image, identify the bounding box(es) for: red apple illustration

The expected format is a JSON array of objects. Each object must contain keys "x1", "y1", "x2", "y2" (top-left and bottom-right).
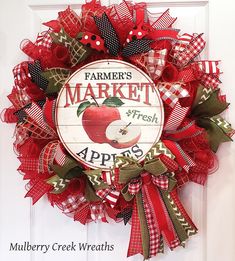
[
  {"x1": 106, "y1": 120, "x2": 141, "y2": 149},
  {"x1": 77, "y1": 96, "x2": 124, "y2": 144},
  {"x1": 82, "y1": 105, "x2": 121, "y2": 143}
]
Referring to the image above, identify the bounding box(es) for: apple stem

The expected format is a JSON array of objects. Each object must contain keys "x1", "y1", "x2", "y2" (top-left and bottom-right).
[
  {"x1": 91, "y1": 96, "x2": 99, "y2": 107},
  {"x1": 119, "y1": 122, "x2": 132, "y2": 135}
]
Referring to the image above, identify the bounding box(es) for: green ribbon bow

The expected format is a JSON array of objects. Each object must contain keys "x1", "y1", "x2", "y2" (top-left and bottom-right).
[
  {"x1": 118, "y1": 157, "x2": 168, "y2": 184},
  {"x1": 192, "y1": 85, "x2": 233, "y2": 152},
  {"x1": 115, "y1": 156, "x2": 177, "y2": 202},
  {"x1": 47, "y1": 156, "x2": 100, "y2": 201}
]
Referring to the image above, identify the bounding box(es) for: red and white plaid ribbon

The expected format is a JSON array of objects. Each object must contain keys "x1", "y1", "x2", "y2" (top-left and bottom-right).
[
  {"x1": 128, "y1": 179, "x2": 142, "y2": 195},
  {"x1": 96, "y1": 188, "x2": 120, "y2": 208},
  {"x1": 145, "y1": 49, "x2": 167, "y2": 80},
  {"x1": 172, "y1": 33, "x2": 193, "y2": 53},
  {"x1": 13, "y1": 62, "x2": 31, "y2": 88},
  {"x1": 142, "y1": 191, "x2": 161, "y2": 257},
  {"x1": 128, "y1": 175, "x2": 169, "y2": 195},
  {"x1": 36, "y1": 30, "x2": 53, "y2": 49},
  {"x1": 152, "y1": 175, "x2": 169, "y2": 190},
  {"x1": 158, "y1": 83, "x2": 189, "y2": 108},
  {"x1": 61, "y1": 195, "x2": 86, "y2": 214},
  {"x1": 90, "y1": 204, "x2": 106, "y2": 221}
]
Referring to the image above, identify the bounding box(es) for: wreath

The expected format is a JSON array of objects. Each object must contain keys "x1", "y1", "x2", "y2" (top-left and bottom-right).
[{"x1": 2, "y1": 0, "x2": 234, "y2": 259}]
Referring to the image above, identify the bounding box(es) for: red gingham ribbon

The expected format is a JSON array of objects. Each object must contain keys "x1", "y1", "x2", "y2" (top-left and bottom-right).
[
  {"x1": 141, "y1": 172, "x2": 177, "y2": 248},
  {"x1": 90, "y1": 204, "x2": 106, "y2": 221},
  {"x1": 152, "y1": 175, "x2": 169, "y2": 190},
  {"x1": 172, "y1": 33, "x2": 193, "y2": 53},
  {"x1": 174, "y1": 34, "x2": 206, "y2": 68},
  {"x1": 127, "y1": 198, "x2": 143, "y2": 257},
  {"x1": 128, "y1": 175, "x2": 169, "y2": 195},
  {"x1": 61, "y1": 195, "x2": 86, "y2": 214},
  {"x1": 142, "y1": 190, "x2": 161, "y2": 257},
  {"x1": 128, "y1": 179, "x2": 142, "y2": 195},
  {"x1": 36, "y1": 31, "x2": 53, "y2": 49},
  {"x1": 54, "y1": 142, "x2": 67, "y2": 166}
]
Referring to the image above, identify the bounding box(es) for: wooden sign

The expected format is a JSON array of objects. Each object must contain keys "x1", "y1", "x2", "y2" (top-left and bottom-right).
[{"x1": 56, "y1": 60, "x2": 164, "y2": 169}]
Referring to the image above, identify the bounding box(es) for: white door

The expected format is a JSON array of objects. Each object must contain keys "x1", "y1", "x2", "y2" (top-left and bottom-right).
[{"x1": 1, "y1": 0, "x2": 235, "y2": 261}]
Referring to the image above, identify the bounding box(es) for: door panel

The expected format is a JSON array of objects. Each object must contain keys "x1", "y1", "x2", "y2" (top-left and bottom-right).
[{"x1": 0, "y1": 1, "x2": 234, "y2": 261}]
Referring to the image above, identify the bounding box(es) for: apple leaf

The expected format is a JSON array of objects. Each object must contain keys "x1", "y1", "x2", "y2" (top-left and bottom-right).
[
  {"x1": 77, "y1": 101, "x2": 92, "y2": 117},
  {"x1": 102, "y1": 97, "x2": 124, "y2": 107}
]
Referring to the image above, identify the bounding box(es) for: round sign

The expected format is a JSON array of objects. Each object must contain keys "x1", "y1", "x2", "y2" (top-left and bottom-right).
[{"x1": 56, "y1": 59, "x2": 164, "y2": 169}]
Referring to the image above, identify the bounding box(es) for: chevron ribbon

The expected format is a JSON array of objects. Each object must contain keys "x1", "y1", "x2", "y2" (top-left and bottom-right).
[
  {"x1": 162, "y1": 190, "x2": 197, "y2": 237},
  {"x1": 50, "y1": 28, "x2": 90, "y2": 66},
  {"x1": 85, "y1": 168, "x2": 120, "y2": 208},
  {"x1": 210, "y1": 115, "x2": 234, "y2": 136},
  {"x1": 145, "y1": 140, "x2": 175, "y2": 161},
  {"x1": 46, "y1": 175, "x2": 70, "y2": 194},
  {"x1": 197, "y1": 86, "x2": 214, "y2": 105},
  {"x1": 191, "y1": 87, "x2": 234, "y2": 151},
  {"x1": 84, "y1": 169, "x2": 109, "y2": 190}
]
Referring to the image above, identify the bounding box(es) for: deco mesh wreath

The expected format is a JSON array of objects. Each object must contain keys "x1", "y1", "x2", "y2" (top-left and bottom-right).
[{"x1": 2, "y1": 0, "x2": 234, "y2": 259}]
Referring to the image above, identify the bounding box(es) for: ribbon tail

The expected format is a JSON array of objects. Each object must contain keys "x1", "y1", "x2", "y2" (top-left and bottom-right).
[
  {"x1": 127, "y1": 197, "x2": 144, "y2": 257},
  {"x1": 142, "y1": 173, "x2": 177, "y2": 247},
  {"x1": 136, "y1": 192, "x2": 150, "y2": 259},
  {"x1": 25, "y1": 179, "x2": 52, "y2": 204},
  {"x1": 74, "y1": 203, "x2": 90, "y2": 224},
  {"x1": 159, "y1": 190, "x2": 197, "y2": 245},
  {"x1": 159, "y1": 190, "x2": 190, "y2": 245},
  {"x1": 170, "y1": 189, "x2": 198, "y2": 231}
]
